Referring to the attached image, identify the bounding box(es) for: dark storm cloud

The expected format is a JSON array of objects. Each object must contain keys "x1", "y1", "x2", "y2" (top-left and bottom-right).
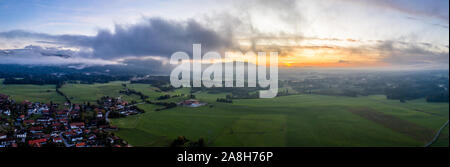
[
  {"x1": 1, "y1": 17, "x2": 234, "y2": 61},
  {"x1": 89, "y1": 18, "x2": 233, "y2": 59},
  {"x1": 0, "y1": 17, "x2": 236, "y2": 71}
]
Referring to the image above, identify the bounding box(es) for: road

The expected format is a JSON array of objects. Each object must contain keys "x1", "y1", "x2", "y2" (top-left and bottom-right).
[
  {"x1": 61, "y1": 98, "x2": 73, "y2": 147},
  {"x1": 105, "y1": 110, "x2": 111, "y2": 123},
  {"x1": 425, "y1": 120, "x2": 449, "y2": 147},
  {"x1": 59, "y1": 132, "x2": 73, "y2": 147}
]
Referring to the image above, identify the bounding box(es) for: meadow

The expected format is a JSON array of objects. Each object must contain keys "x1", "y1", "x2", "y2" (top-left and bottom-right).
[
  {"x1": 0, "y1": 79, "x2": 66, "y2": 103},
  {"x1": 59, "y1": 81, "x2": 141, "y2": 104},
  {"x1": 111, "y1": 85, "x2": 449, "y2": 147},
  {"x1": 431, "y1": 124, "x2": 449, "y2": 147},
  {"x1": 2, "y1": 79, "x2": 448, "y2": 147},
  {"x1": 59, "y1": 82, "x2": 191, "y2": 104},
  {"x1": 125, "y1": 83, "x2": 191, "y2": 102}
]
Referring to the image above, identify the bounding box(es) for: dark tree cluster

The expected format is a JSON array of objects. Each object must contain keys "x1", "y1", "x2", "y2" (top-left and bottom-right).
[
  {"x1": 130, "y1": 76, "x2": 176, "y2": 91},
  {"x1": 119, "y1": 89, "x2": 149, "y2": 100},
  {"x1": 2, "y1": 74, "x2": 132, "y2": 85},
  {"x1": 192, "y1": 86, "x2": 261, "y2": 99},
  {"x1": 285, "y1": 70, "x2": 449, "y2": 103},
  {"x1": 154, "y1": 102, "x2": 177, "y2": 111},
  {"x1": 216, "y1": 98, "x2": 232, "y2": 103},
  {"x1": 0, "y1": 65, "x2": 133, "y2": 85},
  {"x1": 170, "y1": 136, "x2": 205, "y2": 147},
  {"x1": 157, "y1": 94, "x2": 171, "y2": 100}
]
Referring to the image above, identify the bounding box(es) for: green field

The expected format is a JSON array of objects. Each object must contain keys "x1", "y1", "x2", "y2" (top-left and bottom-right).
[
  {"x1": 60, "y1": 82, "x2": 191, "y2": 104},
  {"x1": 59, "y1": 81, "x2": 138, "y2": 104},
  {"x1": 125, "y1": 84, "x2": 164, "y2": 100},
  {"x1": 431, "y1": 124, "x2": 449, "y2": 147},
  {"x1": 3, "y1": 80, "x2": 448, "y2": 147},
  {"x1": 111, "y1": 87, "x2": 449, "y2": 147},
  {"x1": 0, "y1": 79, "x2": 66, "y2": 103},
  {"x1": 125, "y1": 84, "x2": 191, "y2": 102}
]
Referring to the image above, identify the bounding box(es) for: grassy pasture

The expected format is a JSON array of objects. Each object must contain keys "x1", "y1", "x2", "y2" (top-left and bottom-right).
[
  {"x1": 3, "y1": 80, "x2": 447, "y2": 147},
  {"x1": 59, "y1": 81, "x2": 136, "y2": 104},
  {"x1": 111, "y1": 91, "x2": 449, "y2": 147},
  {"x1": 122, "y1": 83, "x2": 191, "y2": 102},
  {"x1": 431, "y1": 124, "x2": 449, "y2": 147},
  {"x1": 59, "y1": 82, "x2": 192, "y2": 105},
  {"x1": 0, "y1": 79, "x2": 66, "y2": 103},
  {"x1": 349, "y1": 108, "x2": 434, "y2": 142},
  {"x1": 125, "y1": 84, "x2": 164, "y2": 100}
]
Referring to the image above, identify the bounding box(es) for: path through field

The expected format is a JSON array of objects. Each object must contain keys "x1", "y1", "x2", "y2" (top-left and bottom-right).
[{"x1": 425, "y1": 120, "x2": 449, "y2": 147}]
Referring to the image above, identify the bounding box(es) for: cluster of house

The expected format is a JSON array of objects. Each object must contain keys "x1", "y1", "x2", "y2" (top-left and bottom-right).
[
  {"x1": 0, "y1": 94, "x2": 129, "y2": 147},
  {"x1": 177, "y1": 99, "x2": 207, "y2": 108},
  {"x1": 100, "y1": 96, "x2": 142, "y2": 116},
  {"x1": 0, "y1": 94, "x2": 12, "y2": 116}
]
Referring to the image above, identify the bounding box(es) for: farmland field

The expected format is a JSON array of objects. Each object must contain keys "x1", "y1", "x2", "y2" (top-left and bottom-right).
[
  {"x1": 431, "y1": 124, "x2": 449, "y2": 147},
  {"x1": 0, "y1": 79, "x2": 66, "y2": 103},
  {"x1": 59, "y1": 82, "x2": 191, "y2": 104},
  {"x1": 59, "y1": 81, "x2": 139, "y2": 104},
  {"x1": 110, "y1": 86, "x2": 449, "y2": 147},
  {"x1": 2, "y1": 80, "x2": 448, "y2": 147}
]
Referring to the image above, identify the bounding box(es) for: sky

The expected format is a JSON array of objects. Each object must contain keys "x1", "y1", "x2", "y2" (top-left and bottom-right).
[{"x1": 0, "y1": 0, "x2": 448, "y2": 70}]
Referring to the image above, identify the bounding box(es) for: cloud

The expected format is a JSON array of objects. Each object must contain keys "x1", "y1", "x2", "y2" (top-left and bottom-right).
[
  {"x1": 0, "y1": 17, "x2": 238, "y2": 72},
  {"x1": 338, "y1": 60, "x2": 350, "y2": 63},
  {"x1": 376, "y1": 40, "x2": 449, "y2": 68},
  {"x1": 1, "y1": 18, "x2": 234, "y2": 59},
  {"x1": 227, "y1": 0, "x2": 306, "y2": 51},
  {"x1": 239, "y1": 0, "x2": 304, "y2": 26},
  {"x1": 0, "y1": 53, "x2": 118, "y2": 66},
  {"x1": 88, "y1": 18, "x2": 233, "y2": 59},
  {"x1": 0, "y1": 4, "x2": 448, "y2": 70},
  {"x1": 1, "y1": 17, "x2": 234, "y2": 66},
  {"x1": 0, "y1": 45, "x2": 79, "y2": 58},
  {"x1": 345, "y1": 0, "x2": 449, "y2": 24},
  {"x1": 0, "y1": 30, "x2": 91, "y2": 46},
  {"x1": 0, "y1": 1, "x2": 307, "y2": 66},
  {"x1": 0, "y1": 45, "x2": 117, "y2": 66}
]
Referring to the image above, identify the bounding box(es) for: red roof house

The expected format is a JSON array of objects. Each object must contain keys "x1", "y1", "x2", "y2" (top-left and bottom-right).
[{"x1": 28, "y1": 138, "x2": 47, "y2": 146}]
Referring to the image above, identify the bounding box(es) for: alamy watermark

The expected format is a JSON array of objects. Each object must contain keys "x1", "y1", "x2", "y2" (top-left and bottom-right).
[{"x1": 170, "y1": 44, "x2": 278, "y2": 98}]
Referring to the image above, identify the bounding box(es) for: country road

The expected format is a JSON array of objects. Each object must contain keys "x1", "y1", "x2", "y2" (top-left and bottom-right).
[
  {"x1": 105, "y1": 111, "x2": 111, "y2": 123},
  {"x1": 59, "y1": 132, "x2": 73, "y2": 147},
  {"x1": 425, "y1": 120, "x2": 449, "y2": 147}
]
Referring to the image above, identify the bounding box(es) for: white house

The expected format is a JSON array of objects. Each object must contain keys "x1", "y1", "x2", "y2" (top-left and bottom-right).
[
  {"x1": 16, "y1": 133, "x2": 27, "y2": 139},
  {"x1": 0, "y1": 134, "x2": 7, "y2": 139},
  {"x1": 3, "y1": 110, "x2": 11, "y2": 116},
  {"x1": 97, "y1": 112, "x2": 103, "y2": 118}
]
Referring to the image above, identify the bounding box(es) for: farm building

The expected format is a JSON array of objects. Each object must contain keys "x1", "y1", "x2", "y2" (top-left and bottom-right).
[{"x1": 177, "y1": 99, "x2": 206, "y2": 107}]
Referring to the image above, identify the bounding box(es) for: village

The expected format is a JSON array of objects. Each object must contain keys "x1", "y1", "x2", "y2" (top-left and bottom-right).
[{"x1": 0, "y1": 93, "x2": 143, "y2": 147}]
